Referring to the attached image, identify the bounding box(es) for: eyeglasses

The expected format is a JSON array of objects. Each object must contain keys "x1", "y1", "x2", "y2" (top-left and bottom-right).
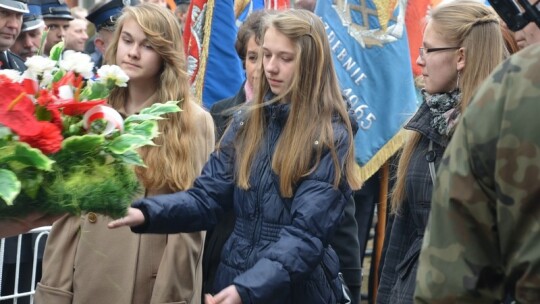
[{"x1": 419, "y1": 47, "x2": 460, "y2": 59}]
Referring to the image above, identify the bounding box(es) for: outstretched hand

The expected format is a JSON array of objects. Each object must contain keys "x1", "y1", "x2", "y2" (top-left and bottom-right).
[
  {"x1": 108, "y1": 207, "x2": 145, "y2": 229},
  {"x1": 205, "y1": 285, "x2": 242, "y2": 304}
]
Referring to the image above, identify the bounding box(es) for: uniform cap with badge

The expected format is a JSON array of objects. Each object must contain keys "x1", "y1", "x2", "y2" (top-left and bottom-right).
[
  {"x1": 41, "y1": 0, "x2": 72, "y2": 20},
  {"x1": 22, "y1": 0, "x2": 44, "y2": 32},
  {"x1": 0, "y1": 0, "x2": 29, "y2": 13},
  {"x1": 86, "y1": 0, "x2": 133, "y2": 32}
]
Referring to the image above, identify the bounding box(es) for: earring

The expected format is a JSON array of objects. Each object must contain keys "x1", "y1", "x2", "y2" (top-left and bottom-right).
[{"x1": 456, "y1": 71, "x2": 461, "y2": 90}]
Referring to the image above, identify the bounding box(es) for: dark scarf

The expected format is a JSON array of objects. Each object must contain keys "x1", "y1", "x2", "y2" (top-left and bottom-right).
[{"x1": 423, "y1": 89, "x2": 461, "y2": 136}]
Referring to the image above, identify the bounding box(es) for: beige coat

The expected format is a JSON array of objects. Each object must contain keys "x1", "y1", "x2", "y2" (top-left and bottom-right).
[{"x1": 35, "y1": 106, "x2": 215, "y2": 304}]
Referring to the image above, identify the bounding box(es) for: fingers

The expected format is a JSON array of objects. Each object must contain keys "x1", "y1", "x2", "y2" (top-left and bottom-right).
[
  {"x1": 205, "y1": 294, "x2": 217, "y2": 304},
  {"x1": 107, "y1": 216, "x2": 127, "y2": 229},
  {"x1": 107, "y1": 207, "x2": 145, "y2": 229},
  {"x1": 211, "y1": 286, "x2": 241, "y2": 304}
]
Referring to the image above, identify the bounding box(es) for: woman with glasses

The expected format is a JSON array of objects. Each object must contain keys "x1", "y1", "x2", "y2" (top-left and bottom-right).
[{"x1": 376, "y1": 1, "x2": 506, "y2": 303}]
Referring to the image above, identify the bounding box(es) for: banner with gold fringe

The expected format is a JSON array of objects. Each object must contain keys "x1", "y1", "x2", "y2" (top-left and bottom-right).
[
  {"x1": 183, "y1": 0, "x2": 244, "y2": 108},
  {"x1": 315, "y1": 0, "x2": 418, "y2": 181}
]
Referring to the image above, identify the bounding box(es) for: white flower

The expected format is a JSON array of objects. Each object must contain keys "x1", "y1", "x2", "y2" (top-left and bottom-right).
[
  {"x1": 24, "y1": 56, "x2": 57, "y2": 76},
  {"x1": 97, "y1": 65, "x2": 129, "y2": 87},
  {"x1": 40, "y1": 71, "x2": 54, "y2": 87},
  {"x1": 58, "y1": 85, "x2": 74, "y2": 100},
  {"x1": 0, "y1": 69, "x2": 21, "y2": 82},
  {"x1": 59, "y1": 50, "x2": 94, "y2": 79}
]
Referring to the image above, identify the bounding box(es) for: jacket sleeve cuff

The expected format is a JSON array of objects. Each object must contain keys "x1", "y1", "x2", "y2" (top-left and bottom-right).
[
  {"x1": 34, "y1": 282, "x2": 73, "y2": 304},
  {"x1": 130, "y1": 202, "x2": 150, "y2": 233},
  {"x1": 235, "y1": 284, "x2": 251, "y2": 304}
]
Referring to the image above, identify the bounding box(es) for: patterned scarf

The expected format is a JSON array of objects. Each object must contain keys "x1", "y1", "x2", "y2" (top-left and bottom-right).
[{"x1": 423, "y1": 88, "x2": 461, "y2": 136}]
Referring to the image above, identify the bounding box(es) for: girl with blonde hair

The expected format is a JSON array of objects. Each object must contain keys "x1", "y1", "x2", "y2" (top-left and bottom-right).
[
  {"x1": 377, "y1": 1, "x2": 506, "y2": 303},
  {"x1": 110, "y1": 9, "x2": 362, "y2": 304},
  {"x1": 35, "y1": 4, "x2": 215, "y2": 304}
]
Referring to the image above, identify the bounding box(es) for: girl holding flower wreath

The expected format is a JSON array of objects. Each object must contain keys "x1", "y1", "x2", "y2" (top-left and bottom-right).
[{"x1": 35, "y1": 4, "x2": 215, "y2": 304}]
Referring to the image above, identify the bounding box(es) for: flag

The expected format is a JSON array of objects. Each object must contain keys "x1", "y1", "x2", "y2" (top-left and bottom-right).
[
  {"x1": 315, "y1": 0, "x2": 418, "y2": 180},
  {"x1": 183, "y1": 0, "x2": 245, "y2": 108},
  {"x1": 235, "y1": 0, "x2": 290, "y2": 26},
  {"x1": 405, "y1": 0, "x2": 430, "y2": 76}
]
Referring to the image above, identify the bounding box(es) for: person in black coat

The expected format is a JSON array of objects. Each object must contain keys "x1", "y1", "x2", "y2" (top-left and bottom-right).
[{"x1": 110, "y1": 10, "x2": 363, "y2": 304}]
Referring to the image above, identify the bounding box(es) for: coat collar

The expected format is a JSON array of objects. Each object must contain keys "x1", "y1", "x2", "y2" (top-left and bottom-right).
[
  {"x1": 405, "y1": 101, "x2": 448, "y2": 147},
  {"x1": 263, "y1": 93, "x2": 290, "y2": 126}
]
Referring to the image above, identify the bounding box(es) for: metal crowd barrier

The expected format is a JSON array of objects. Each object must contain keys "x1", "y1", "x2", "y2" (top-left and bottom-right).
[{"x1": 0, "y1": 226, "x2": 51, "y2": 304}]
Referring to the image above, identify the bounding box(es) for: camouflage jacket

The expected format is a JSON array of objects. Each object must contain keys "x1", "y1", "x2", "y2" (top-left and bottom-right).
[{"x1": 414, "y1": 44, "x2": 540, "y2": 303}]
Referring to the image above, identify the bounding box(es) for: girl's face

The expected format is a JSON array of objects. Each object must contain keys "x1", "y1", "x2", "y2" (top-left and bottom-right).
[
  {"x1": 416, "y1": 21, "x2": 461, "y2": 94},
  {"x1": 262, "y1": 26, "x2": 296, "y2": 96},
  {"x1": 116, "y1": 18, "x2": 163, "y2": 83},
  {"x1": 245, "y1": 36, "x2": 260, "y2": 88}
]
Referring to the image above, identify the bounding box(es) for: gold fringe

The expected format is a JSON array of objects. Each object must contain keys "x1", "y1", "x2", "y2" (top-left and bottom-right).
[
  {"x1": 356, "y1": 129, "x2": 407, "y2": 182},
  {"x1": 234, "y1": 0, "x2": 251, "y2": 19},
  {"x1": 194, "y1": 0, "x2": 215, "y2": 104}
]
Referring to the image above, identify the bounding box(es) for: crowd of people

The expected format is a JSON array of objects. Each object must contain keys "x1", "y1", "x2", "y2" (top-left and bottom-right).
[{"x1": 1, "y1": 0, "x2": 540, "y2": 303}]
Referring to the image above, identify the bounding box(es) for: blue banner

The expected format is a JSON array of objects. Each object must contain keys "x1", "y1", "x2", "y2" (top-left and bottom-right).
[
  {"x1": 315, "y1": 0, "x2": 418, "y2": 179},
  {"x1": 236, "y1": 0, "x2": 265, "y2": 26}
]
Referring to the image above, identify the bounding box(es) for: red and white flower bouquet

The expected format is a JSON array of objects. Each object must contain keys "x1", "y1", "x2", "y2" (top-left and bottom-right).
[{"x1": 0, "y1": 48, "x2": 180, "y2": 219}]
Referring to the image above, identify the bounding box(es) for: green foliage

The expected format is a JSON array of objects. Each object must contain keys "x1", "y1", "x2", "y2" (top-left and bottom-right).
[
  {"x1": 124, "y1": 101, "x2": 182, "y2": 123},
  {"x1": 80, "y1": 82, "x2": 109, "y2": 100},
  {"x1": 49, "y1": 41, "x2": 64, "y2": 62},
  {"x1": 62, "y1": 135, "x2": 105, "y2": 153},
  {"x1": 0, "y1": 101, "x2": 181, "y2": 218},
  {"x1": 44, "y1": 162, "x2": 140, "y2": 218},
  {"x1": 0, "y1": 169, "x2": 21, "y2": 205},
  {"x1": 0, "y1": 143, "x2": 54, "y2": 171}
]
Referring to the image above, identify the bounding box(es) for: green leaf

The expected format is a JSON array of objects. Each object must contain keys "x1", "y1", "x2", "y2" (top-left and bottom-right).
[
  {"x1": 0, "y1": 143, "x2": 54, "y2": 171},
  {"x1": 52, "y1": 69, "x2": 66, "y2": 83},
  {"x1": 49, "y1": 41, "x2": 64, "y2": 62},
  {"x1": 0, "y1": 169, "x2": 21, "y2": 205},
  {"x1": 80, "y1": 82, "x2": 109, "y2": 100},
  {"x1": 138, "y1": 101, "x2": 181, "y2": 116},
  {"x1": 37, "y1": 29, "x2": 49, "y2": 56},
  {"x1": 123, "y1": 113, "x2": 166, "y2": 124},
  {"x1": 20, "y1": 171, "x2": 44, "y2": 199},
  {"x1": 125, "y1": 120, "x2": 159, "y2": 140},
  {"x1": 62, "y1": 135, "x2": 105, "y2": 152},
  {"x1": 113, "y1": 150, "x2": 146, "y2": 167},
  {"x1": 35, "y1": 105, "x2": 53, "y2": 121},
  {"x1": 107, "y1": 134, "x2": 154, "y2": 154}
]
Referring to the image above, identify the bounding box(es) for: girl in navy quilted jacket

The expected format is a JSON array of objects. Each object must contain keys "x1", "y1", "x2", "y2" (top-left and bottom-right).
[{"x1": 110, "y1": 9, "x2": 362, "y2": 304}]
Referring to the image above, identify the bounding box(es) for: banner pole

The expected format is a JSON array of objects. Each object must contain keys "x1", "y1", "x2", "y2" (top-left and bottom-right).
[{"x1": 372, "y1": 161, "x2": 389, "y2": 302}]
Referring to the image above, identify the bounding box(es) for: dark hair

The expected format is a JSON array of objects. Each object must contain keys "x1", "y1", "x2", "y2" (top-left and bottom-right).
[{"x1": 235, "y1": 10, "x2": 267, "y2": 66}]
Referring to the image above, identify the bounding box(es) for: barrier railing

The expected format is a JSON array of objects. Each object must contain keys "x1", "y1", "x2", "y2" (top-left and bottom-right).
[{"x1": 0, "y1": 227, "x2": 51, "y2": 304}]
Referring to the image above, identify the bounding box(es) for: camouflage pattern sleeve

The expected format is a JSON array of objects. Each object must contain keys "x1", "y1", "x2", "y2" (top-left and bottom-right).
[{"x1": 414, "y1": 44, "x2": 540, "y2": 304}]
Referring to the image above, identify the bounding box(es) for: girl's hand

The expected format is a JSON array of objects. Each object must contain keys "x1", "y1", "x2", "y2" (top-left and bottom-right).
[
  {"x1": 205, "y1": 285, "x2": 242, "y2": 304},
  {"x1": 107, "y1": 207, "x2": 145, "y2": 229}
]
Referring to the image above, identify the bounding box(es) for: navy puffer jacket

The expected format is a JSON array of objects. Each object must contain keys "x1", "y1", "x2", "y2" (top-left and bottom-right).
[{"x1": 132, "y1": 102, "x2": 355, "y2": 304}]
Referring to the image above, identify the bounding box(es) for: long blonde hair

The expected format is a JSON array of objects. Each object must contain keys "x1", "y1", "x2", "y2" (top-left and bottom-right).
[
  {"x1": 391, "y1": 0, "x2": 505, "y2": 212},
  {"x1": 236, "y1": 10, "x2": 362, "y2": 197},
  {"x1": 105, "y1": 4, "x2": 200, "y2": 191}
]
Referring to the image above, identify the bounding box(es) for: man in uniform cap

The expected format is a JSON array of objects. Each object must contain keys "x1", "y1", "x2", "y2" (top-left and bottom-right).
[
  {"x1": 41, "y1": 0, "x2": 72, "y2": 56},
  {"x1": 86, "y1": 0, "x2": 129, "y2": 69},
  {"x1": 0, "y1": 0, "x2": 27, "y2": 71},
  {"x1": 11, "y1": 0, "x2": 44, "y2": 60}
]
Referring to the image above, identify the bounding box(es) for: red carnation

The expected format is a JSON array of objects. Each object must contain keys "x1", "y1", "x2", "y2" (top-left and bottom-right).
[{"x1": 19, "y1": 121, "x2": 63, "y2": 154}]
